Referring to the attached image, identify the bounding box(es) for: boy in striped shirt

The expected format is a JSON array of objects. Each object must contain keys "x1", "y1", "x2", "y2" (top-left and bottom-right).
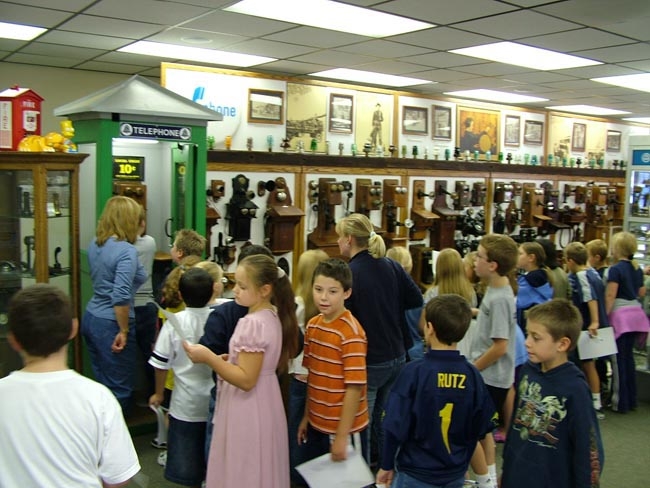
[{"x1": 298, "y1": 258, "x2": 369, "y2": 465}]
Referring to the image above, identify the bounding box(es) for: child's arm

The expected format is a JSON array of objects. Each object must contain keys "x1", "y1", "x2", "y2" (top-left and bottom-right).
[
  {"x1": 474, "y1": 338, "x2": 508, "y2": 371},
  {"x1": 148, "y1": 368, "x2": 167, "y2": 407},
  {"x1": 586, "y1": 300, "x2": 599, "y2": 337},
  {"x1": 605, "y1": 281, "x2": 618, "y2": 314},
  {"x1": 184, "y1": 342, "x2": 263, "y2": 391},
  {"x1": 331, "y1": 384, "x2": 363, "y2": 461}
]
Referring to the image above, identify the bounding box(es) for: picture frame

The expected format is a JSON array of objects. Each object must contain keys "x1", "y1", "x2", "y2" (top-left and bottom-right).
[
  {"x1": 247, "y1": 88, "x2": 284, "y2": 124},
  {"x1": 432, "y1": 105, "x2": 452, "y2": 140},
  {"x1": 329, "y1": 93, "x2": 354, "y2": 133},
  {"x1": 571, "y1": 122, "x2": 587, "y2": 152},
  {"x1": 523, "y1": 120, "x2": 544, "y2": 145},
  {"x1": 402, "y1": 106, "x2": 428, "y2": 135},
  {"x1": 606, "y1": 130, "x2": 622, "y2": 151},
  {"x1": 457, "y1": 106, "x2": 499, "y2": 158},
  {"x1": 504, "y1": 115, "x2": 521, "y2": 146}
]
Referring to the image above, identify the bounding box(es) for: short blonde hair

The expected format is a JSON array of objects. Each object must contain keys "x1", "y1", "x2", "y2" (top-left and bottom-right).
[
  {"x1": 586, "y1": 239, "x2": 608, "y2": 262},
  {"x1": 610, "y1": 231, "x2": 639, "y2": 268},
  {"x1": 96, "y1": 196, "x2": 143, "y2": 245},
  {"x1": 386, "y1": 246, "x2": 412, "y2": 273}
]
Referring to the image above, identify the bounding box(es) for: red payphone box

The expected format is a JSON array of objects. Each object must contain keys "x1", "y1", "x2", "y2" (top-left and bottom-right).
[{"x1": 0, "y1": 86, "x2": 43, "y2": 150}]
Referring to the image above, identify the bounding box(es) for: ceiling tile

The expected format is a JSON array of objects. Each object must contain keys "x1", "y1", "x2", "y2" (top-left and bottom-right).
[
  {"x1": 147, "y1": 28, "x2": 247, "y2": 48},
  {"x1": 619, "y1": 60, "x2": 650, "y2": 71},
  {"x1": 376, "y1": 0, "x2": 517, "y2": 25},
  {"x1": 452, "y1": 77, "x2": 529, "y2": 90},
  {"x1": 84, "y1": 0, "x2": 211, "y2": 24},
  {"x1": 222, "y1": 38, "x2": 316, "y2": 58},
  {"x1": 404, "y1": 68, "x2": 479, "y2": 83},
  {"x1": 535, "y1": 0, "x2": 650, "y2": 26},
  {"x1": 180, "y1": 11, "x2": 295, "y2": 37},
  {"x1": 288, "y1": 50, "x2": 379, "y2": 67},
  {"x1": 93, "y1": 51, "x2": 163, "y2": 67},
  {"x1": 336, "y1": 40, "x2": 431, "y2": 58},
  {"x1": 402, "y1": 51, "x2": 485, "y2": 69},
  {"x1": 20, "y1": 42, "x2": 106, "y2": 60},
  {"x1": 0, "y1": 38, "x2": 29, "y2": 52},
  {"x1": 57, "y1": 14, "x2": 164, "y2": 38},
  {"x1": 454, "y1": 10, "x2": 582, "y2": 39},
  {"x1": 387, "y1": 27, "x2": 498, "y2": 51},
  {"x1": 75, "y1": 60, "x2": 152, "y2": 73},
  {"x1": 5, "y1": 52, "x2": 79, "y2": 68},
  {"x1": 0, "y1": 1, "x2": 74, "y2": 27},
  {"x1": 258, "y1": 60, "x2": 333, "y2": 75},
  {"x1": 498, "y1": 71, "x2": 579, "y2": 84},
  {"x1": 598, "y1": 18, "x2": 650, "y2": 41},
  {"x1": 7, "y1": 0, "x2": 95, "y2": 9},
  {"x1": 521, "y1": 28, "x2": 634, "y2": 52},
  {"x1": 454, "y1": 62, "x2": 534, "y2": 77},
  {"x1": 355, "y1": 59, "x2": 432, "y2": 75},
  {"x1": 263, "y1": 27, "x2": 368, "y2": 49},
  {"x1": 555, "y1": 64, "x2": 644, "y2": 79},
  {"x1": 576, "y1": 43, "x2": 650, "y2": 63},
  {"x1": 37, "y1": 30, "x2": 132, "y2": 50},
  {"x1": 542, "y1": 79, "x2": 609, "y2": 90}
]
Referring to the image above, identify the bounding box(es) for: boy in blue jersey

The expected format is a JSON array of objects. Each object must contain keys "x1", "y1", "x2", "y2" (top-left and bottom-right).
[
  {"x1": 376, "y1": 294, "x2": 496, "y2": 488},
  {"x1": 501, "y1": 299, "x2": 604, "y2": 488},
  {"x1": 565, "y1": 242, "x2": 608, "y2": 418}
]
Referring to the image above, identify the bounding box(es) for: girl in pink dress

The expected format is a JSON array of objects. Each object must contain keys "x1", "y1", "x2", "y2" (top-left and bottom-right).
[{"x1": 185, "y1": 254, "x2": 299, "y2": 488}]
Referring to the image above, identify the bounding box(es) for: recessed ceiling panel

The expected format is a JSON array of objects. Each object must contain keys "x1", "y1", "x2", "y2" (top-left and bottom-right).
[
  {"x1": 264, "y1": 26, "x2": 368, "y2": 49},
  {"x1": 455, "y1": 10, "x2": 581, "y2": 39}
]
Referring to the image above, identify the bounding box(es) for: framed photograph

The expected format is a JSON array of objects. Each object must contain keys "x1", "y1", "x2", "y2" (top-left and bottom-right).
[
  {"x1": 504, "y1": 115, "x2": 521, "y2": 146},
  {"x1": 432, "y1": 105, "x2": 452, "y2": 140},
  {"x1": 524, "y1": 120, "x2": 544, "y2": 145},
  {"x1": 247, "y1": 88, "x2": 284, "y2": 124},
  {"x1": 457, "y1": 106, "x2": 499, "y2": 157},
  {"x1": 402, "y1": 106, "x2": 428, "y2": 135},
  {"x1": 607, "y1": 130, "x2": 621, "y2": 151},
  {"x1": 329, "y1": 93, "x2": 354, "y2": 133},
  {"x1": 571, "y1": 122, "x2": 587, "y2": 152}
]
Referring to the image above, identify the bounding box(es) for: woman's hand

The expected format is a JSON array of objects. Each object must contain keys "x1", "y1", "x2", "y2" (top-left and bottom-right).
[
  {"x1": 376, "y1": 469, "x2": 394, "y2": 487},
  {"x1": 111, "y1": 331, "x2": 127, "y2": 353}
]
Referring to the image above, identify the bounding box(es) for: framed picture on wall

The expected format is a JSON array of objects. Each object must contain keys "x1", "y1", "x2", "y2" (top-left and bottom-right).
[
  {"x1": 571, "y1": 122, "x2": 587, "y2": 152},
  {"x1": 402, "y1": 106, "x2": 428, "y2": 135},
  {"x1": 607, "y1": 130, "x2": 621, "y2": 151},
  {"x1": 247, "y1": 89, "x2": 284, "y2": 124},
  {"x1": 457, "y1": 106, "x2": 499, "y2": 157},
  {"x1": 504, "y1": 115, "x2": 520, "y2": 146},
  {"x1": 432, "y1": 105, "x2": 452, "y2": 140},
  {"x1": 524, "y1": 120, "x2": 544, "y2": 145},
  {"x1": 329, "y1": 93, "x2": 354, "y2": 133}
]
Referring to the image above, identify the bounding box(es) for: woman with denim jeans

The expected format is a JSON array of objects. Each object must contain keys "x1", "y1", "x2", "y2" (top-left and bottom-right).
[
  {"x1": 81, "y1": 196, "x2": 146, "y2": 414},
  {"x1": 336, "y1": 213, "x2": 423, "y2": 463}
]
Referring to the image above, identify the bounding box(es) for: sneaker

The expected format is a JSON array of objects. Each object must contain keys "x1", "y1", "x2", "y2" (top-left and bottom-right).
[
  {"x1": 596, "y1": 409, "x2": 605, "y2": 420},
  {"x1": 463, "y1": 481, "x2": 479, "y2": 487},
  {"x1": 151, "y1": 438, "x2": 167, "y2": 449},
  {"x1": 157, "y1": 451, "x2": 167, "y2": 467}
]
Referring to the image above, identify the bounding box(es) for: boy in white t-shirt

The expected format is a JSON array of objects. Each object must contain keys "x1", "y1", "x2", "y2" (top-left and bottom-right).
[
  {"x1": 0, "y1": 284, "x2": 140, "y2": 488},
  {"x1": 149, "y1": 267, "x2": 215, "y2": 487}
]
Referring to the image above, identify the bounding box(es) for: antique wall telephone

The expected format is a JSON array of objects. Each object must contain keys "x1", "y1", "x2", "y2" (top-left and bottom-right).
[
  {"x1": 431, "y1": 180, "x2": 462, "y2": 250},
  {"x1": 206, "y1": 179, "x2": 224, "y2": 255},
  {"x1": 355, "y1": 178, "x2": 382, "y2": 217},
  {"x1": 307, "y1": 177, "x2": 345, "y2": 256},
  {"x1": 226, "y1": 174, "x2": 258, "y2": 241},
  {"x1": 381, "y1": 179, "x2": 411, "y2": 248},
  {"x1": 112, "y1": 182, "x2": 147, "y2": 210},
  {"x1": 409, "y1": 180, "x2": 439, "y2": 241},
  {"x1": 263, "y1": 177, "x2": 304, "y2": 255}
]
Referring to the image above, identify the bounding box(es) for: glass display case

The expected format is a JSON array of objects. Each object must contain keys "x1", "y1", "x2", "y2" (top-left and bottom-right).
[
  {"x1": 0, "y1": 152, "x2": 86, "y2": 378},
  {"x1": 625, "y1": 139, "x2": 650, "y2": 270}
]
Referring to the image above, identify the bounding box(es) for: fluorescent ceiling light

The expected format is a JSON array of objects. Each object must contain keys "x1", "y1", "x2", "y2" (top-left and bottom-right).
[
  {"x1": 118, "y1": 41, "x2": 275, "y2": 67},
  {"x1": 450, "y1": 42, "x2": 601, "y2": 70},
  {"x1": 310, "y1": 68, "x2": 433, "y2": 87},
  {"x1": 546, "y1": 105, "x2": 630, "y2": 116},
  {"x1": 444, "y1": 89, "x2": 548, "y2": 104},
  {"x1": 592, "y1": 73, "x2": 650, "y2": 93},
  {"x1": 0, "y1": 21, "x2": 46, "y2": 41},
  {"x1": 225, "y1": 0, "x2": 433, "y2": 37},
  {"x1": 623, "y1": 117, "x2": 650, "y2": 124}
]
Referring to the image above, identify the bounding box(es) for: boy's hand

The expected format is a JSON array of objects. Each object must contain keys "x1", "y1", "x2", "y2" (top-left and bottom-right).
[
  {"x1": 376, "y1": 469, "x2": 394, "y2": 486},
  {"x1": 330, "y1": 434, "x2": 348, "y2": 461},
  {"x1": 587, "y1": 322, "x2": 599, "y2": 337},
  {"x1": 149, "y1": 392, "x2": 163, "y2": 408},
  {"x1": 297, "y1": 417, "x2": 309, "y2": 445},
  {"x1": 183, "y1": 342, "x2": 211, "y2": 364}
]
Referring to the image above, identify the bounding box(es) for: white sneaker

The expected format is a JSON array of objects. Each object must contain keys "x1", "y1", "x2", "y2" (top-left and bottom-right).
[{"x1": 157, "y1": 451, "x2": 167, "y2": 467}]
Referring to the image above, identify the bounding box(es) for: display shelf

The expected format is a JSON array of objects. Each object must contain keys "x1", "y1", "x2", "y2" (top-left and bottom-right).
[{"x1": 0, "y1": 152, "x2": 87, "y2": 378}]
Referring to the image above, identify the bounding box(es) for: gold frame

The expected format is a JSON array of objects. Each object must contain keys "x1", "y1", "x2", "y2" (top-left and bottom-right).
[{"x1": 247, "y1": 88, "x2": 284, "y2": 124}]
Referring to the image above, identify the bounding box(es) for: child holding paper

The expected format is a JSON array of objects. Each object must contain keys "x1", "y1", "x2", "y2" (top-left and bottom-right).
[{"x1": 565, "y1": 242, "x2": 608, "y2": 419}]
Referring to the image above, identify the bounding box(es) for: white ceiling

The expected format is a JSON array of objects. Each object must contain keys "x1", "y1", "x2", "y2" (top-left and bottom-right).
[{"x1": 2, "y1": 0, "x2": 650, "y2": 119}]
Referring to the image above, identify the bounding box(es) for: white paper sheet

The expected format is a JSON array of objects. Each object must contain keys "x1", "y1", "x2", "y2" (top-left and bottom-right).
[
  {"x1": 577, "y1": 327, "x2": 618, "y2": 360},
  {"x1": 295, "y1": 447, "x2": 374, "y2": 488},
  {"x1": 155, "y1": 303, "x2": 191, "y2": 343}
]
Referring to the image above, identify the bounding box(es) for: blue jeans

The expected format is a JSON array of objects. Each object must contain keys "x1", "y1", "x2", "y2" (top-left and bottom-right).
[
  {"x1": 392, "y1": 471, "x2": 465, "y2": 488},
  {"x1": 166, "y1": 415, "x2": 206, "y2": 486},
  {"x1": 288, "y1": 377, "x2": 308, "y2": 485},
  {"x1": 81, "y1": 311, "x2": 136, "y2": 414},
  {"x1": 366, "y1": 355, "x2": 405, "y2": 462},
  {"x1": 134, "y1": 302, "x2": 158, "y2": 396}
]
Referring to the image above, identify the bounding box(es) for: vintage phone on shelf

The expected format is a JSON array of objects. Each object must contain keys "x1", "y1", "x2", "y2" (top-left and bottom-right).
[
  {"x1": 226, "y1": 174, "x2": 258, "y2": 241},
  {"x1": 307, "y1": 177, "x2": 346, "y2": 256},
  {"x1": 264, "y1": 177, "x2": 304, "y2": 255},
  {"x1": 409, "y1": 179, "x2": 439, "y2": 241},
  {"x1": 431, "y1": 180, "x2": 462, "y2": 250},
  {"x1": 381, "y1": 179, "x2": 411, "y2": 247}
]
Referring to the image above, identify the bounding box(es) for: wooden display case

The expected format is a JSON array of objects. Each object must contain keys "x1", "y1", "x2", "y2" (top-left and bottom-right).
[{"x1": 0, "y1": 152, "x2": 86, "y2": 377}]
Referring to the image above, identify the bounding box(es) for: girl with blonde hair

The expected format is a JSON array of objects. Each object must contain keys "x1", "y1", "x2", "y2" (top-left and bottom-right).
[
  {"x1": 336, "y1": 213, "x2": 423, "y2": 462},
  {"x1": 425, "y1": 248, "x2": 477, "y2": 307}
]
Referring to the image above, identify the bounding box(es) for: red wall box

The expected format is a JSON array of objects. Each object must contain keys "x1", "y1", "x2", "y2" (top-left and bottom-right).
[{"x1": 0, "y1": 86, "x2": 43, "y2": 150}]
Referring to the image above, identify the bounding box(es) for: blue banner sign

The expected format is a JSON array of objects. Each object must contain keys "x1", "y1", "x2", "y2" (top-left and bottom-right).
[{"x1": 632, "y1": 149, "x2": 650, "y2": 166}]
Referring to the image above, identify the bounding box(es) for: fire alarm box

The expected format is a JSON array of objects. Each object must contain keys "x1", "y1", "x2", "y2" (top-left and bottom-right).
[{"x1": 0, "y1": 86, "x2": 43, "y2": 150}]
